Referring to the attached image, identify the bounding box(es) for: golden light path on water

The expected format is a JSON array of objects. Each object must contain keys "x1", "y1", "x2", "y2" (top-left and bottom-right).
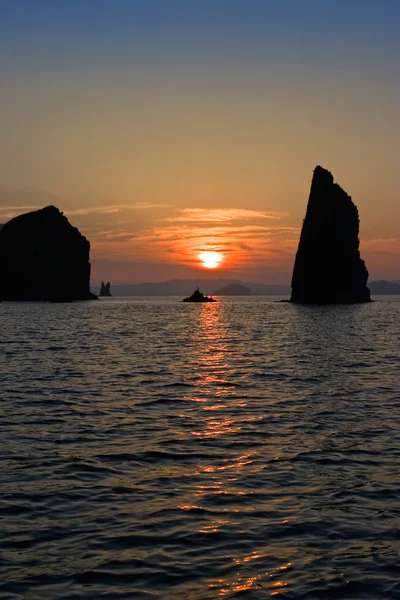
[{"x1": 178, "y1": 302, "x2": 295, "y2": 596}]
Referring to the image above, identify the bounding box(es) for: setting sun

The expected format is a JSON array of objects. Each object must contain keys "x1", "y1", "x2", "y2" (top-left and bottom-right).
[{"x1": 199, "y1": 251, "x2": 223, "y2": 269}]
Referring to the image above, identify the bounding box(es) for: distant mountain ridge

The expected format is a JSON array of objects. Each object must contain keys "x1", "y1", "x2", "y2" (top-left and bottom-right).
[
  {"x1": 214, "y1": 283, "x2": 252, "y2": 295},
  {"x1": 368, "y1": 280, "x2": 400, "y2": 295},
  {"x1": 95, "y1": 279, "x2": 400, "y2": 296},
  {"x1": 97, "y1": 279, "x2": 294, "y2": 296}
]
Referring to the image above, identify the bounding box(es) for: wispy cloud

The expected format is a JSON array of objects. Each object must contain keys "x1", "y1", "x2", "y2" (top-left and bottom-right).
[
  {"x1": 65, "y1": 206, "x2": 122, "y2": 216},
  {"x1": 90, "y1": 204, "x2": 299, "y2": 270},
  {"x1": 134, "y1": 202, "x2": 173, "y2": 209},
  {"x1": 0, "y1": 201, "x2": 174, "y2": 222},
  {"x1": 164, "y1": 208, "x2": 286, "y2": 223},
  {"x1": 0, "y1": 205, "x2": 42, "y2": 221},
  {"x1": 0, "y1": 199, "x2": 301, "y2": 272},
  {"x1": 362, "y1": 237, "x2": 400, "y2": 254},
  {"x1": 65, "y1": 203, "x2": 172, "y2": 216}
]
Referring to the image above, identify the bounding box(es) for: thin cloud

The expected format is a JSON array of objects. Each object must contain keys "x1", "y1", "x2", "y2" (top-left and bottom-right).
[
  {"x1": 0, "y1": 205, "x2": 42, "y2": 211},
  {"x1": 65, "y1": 206, "x2": 122, "y2": 216},
  {"x1": 0, "y1": 205, "x2": 42, "y2": 221},
  {"x1": 164, "y1": 208, "x2": 285, "y2": 223},
  {"x1": 360, "y1": 238, "x2": 400, "y2": 265},
  {"x1": 133, "y1": 202, "x2": 173, "y2": 209},
  {"x1": 0, "y1": 199, "x2": 302, "y2": 272},
  {"x1": 362, "y1": 237, "x2": 400, "y2": 253},
  {"x1": 65, "y1": 202, "x2": 174, "y2": 217},
  {"x1": 93, "y1": 214, "x2": 299, "y2": 268}
]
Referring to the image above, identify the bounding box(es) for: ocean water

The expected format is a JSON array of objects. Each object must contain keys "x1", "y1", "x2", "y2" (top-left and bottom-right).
[{"x1": 1, "y1": 296, "x2": 399, "y2": 600}]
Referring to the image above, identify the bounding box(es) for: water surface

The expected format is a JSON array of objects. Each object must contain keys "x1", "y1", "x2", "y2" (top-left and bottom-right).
[{"x1": 1, "y1": 297, "x2": 399, "y2": 599}]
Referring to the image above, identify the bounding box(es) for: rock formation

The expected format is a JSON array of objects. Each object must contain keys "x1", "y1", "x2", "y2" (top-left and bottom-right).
[
  {"x1": 291, "y1": 166, "x2": 370, "y2": 304},
  {"x1": 0, "y1": 205, "x2": 97, "y2": 301},
  {"x1": 182, "y1": 287, "x2": 216, "y2": 302},
  {"x1": 99, "y1": 281, "x2": 112, "y2": 296}
]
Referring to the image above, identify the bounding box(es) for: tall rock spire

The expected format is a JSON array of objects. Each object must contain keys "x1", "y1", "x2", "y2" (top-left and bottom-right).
[
  {"x1": 99, "y1": 281, "x2": 112, "y2": 296},
  {"x1": 291, "y1": 166, "x2": 370, "y2": 304}
]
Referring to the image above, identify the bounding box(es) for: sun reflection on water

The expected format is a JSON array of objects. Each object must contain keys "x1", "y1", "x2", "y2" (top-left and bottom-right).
[
  {"x1": 185, "y1": 302, "x2": 243, "y2": 439},
  {"x1": 178, "y1": 303, "x2": 295, "y2": 597},
  {"x1": 207, "y1": 561, "x2": 293, "y2": 597}
]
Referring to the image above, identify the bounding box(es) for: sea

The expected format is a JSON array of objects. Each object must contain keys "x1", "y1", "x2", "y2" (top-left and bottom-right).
[{"x1": 1, "y1": 296, "x2": 399, "y2": 600}]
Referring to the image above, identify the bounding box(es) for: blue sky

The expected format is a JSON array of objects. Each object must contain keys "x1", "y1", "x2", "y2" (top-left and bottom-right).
[{"x1": 2, "y1": 1, "x2": 398, "y2": 66}]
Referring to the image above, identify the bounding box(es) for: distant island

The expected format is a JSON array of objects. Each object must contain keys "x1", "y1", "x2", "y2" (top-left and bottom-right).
[
  {"x1": 182, "y1": 288, "x2": 216, "y2": 302},
  {"x1": 368, "y1": 280, "x2": 400, "y2": 295},
  {"x1": 291, "y1": 166, "x2": 370, "y2": 304},
  {"x1": 104, "y1": 280, "x2": 291, "y2": 296},
  {"x1": 0, "y1": 205, "x2": 97, "y2": 302},
  {"x1": 94, "y1": 279, "x2": 400, "y2": 297},
  {"x1": 214, "y1": 283, "x2": 251, "y2": 295}
]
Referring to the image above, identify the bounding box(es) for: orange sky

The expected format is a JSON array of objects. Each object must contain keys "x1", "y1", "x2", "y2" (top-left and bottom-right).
[{"x1": 0, "y1": 2, "x2": 398, "y2": 284}]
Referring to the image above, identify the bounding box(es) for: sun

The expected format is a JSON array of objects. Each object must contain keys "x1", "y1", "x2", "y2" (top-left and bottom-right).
[{"x1": 199, "y1": 251, "x2": 223, "y2": 269}]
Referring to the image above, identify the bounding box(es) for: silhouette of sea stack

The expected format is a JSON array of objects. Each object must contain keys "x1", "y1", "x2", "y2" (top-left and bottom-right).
[
  {"x1": 0, "y1": 205, "x2": 97, "y2": 301},
  {"x1": 182, "y1": 287, "x2": 216, "y2": 302},
  {"x1": 99, "y1": 281, "x2": 112, "y2": 297},
  {"x1": 291, "y1": 166, "x2": 370, "y2": 304}
]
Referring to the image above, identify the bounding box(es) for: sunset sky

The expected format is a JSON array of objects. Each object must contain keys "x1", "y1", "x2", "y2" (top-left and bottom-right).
[{"x1": 0, "y1": 0, "x2": 398, "y2": 284}]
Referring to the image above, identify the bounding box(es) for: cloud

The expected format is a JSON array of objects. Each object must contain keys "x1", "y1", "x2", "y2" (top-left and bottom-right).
[
  {"x1": 164, "y1": 207, "x2": 286, "y2": 223},
  {"x1": 362, "y1": 237, "x2": 400, "y2": 254},
  {"x1": 0, "y1": 195, "x2": 301, "y2": 273},
  {"x1": 134, "y1": 203, "x2": 173, "y2": 209},
  {"x1": 0, "y1": 199, "x2": 174, "y2": 222},
  {"x1": 0, "y1": 205, "x2": 42, "y2": 221},
  {"x1": 65, "y1": 206, "x2": 123, "y2": 216},
  {"x1": 89, "y1": 204, "x2": 299, "y2": 271},
  {"x1": 65, "y1": 202, "x2": 172, "y2": 216}
]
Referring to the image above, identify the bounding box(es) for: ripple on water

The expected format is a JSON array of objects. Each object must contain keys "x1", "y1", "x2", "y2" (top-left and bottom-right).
[{"x1": 0, "y1": 297, "x2": 399, "y2": 599}]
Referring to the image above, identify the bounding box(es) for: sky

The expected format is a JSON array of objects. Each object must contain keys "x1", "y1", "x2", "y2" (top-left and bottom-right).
[{"x1": 0, "y1": 0, "x2": 399, "y2": 285}]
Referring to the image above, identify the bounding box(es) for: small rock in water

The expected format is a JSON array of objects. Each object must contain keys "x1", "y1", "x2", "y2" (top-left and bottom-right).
[{"x1": 99, "y1": 281, "x2": 112, "y2": 297}]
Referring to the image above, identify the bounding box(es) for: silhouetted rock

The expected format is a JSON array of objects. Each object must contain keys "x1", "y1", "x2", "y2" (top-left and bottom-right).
[
  {"x1": 0, "y1": 206, "x2": 97, "y2": 301},
  {"x1": 291, "y1": 166, "x2": 370, "y2": 304},
  {"x1": 99, "y1": 281, "x2": 112, "y2": 296},
  {"x1": 214, "y1": 283, "x2": 251, "y2": 295},
  {"x1": 182, "y1": 287, "x2": 216, "y2": 302}
]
